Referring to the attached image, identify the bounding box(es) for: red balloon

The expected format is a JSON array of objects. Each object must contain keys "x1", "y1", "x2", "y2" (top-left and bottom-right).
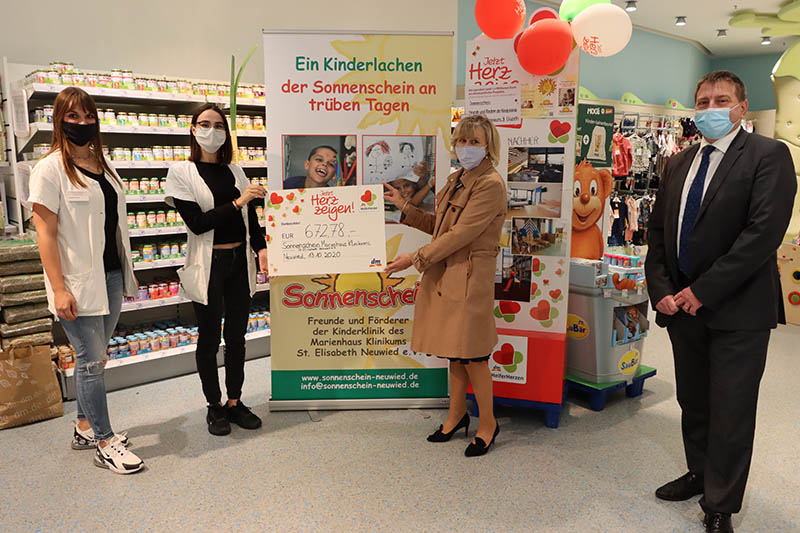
[
  {"x1": 475, "y1": 0, "x2": 527, "y2": 40},
  {"x1": 530, "y1": 8, "x2": 558, "y2": 25},
  {"x1": 516, "y1": 19, "x2": 574, "y2": 76},
  {"x1": 513, "y1": 31, "x2": 523, "y2": 53}
]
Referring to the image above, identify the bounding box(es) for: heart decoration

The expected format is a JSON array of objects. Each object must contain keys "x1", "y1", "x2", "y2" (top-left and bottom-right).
[
  {"x1": 268, "y1": 215, "x2": 274, "y2": 222},
  {"x1": 549, "y1": 289, "x2": 562, "y2": 300},
  {"x1": 532, "y1": 258, "x2": 541, "y2": 272},
  {"x1": 498, "y1": 301, "x2": 521, "y2": 315},
  {"x1": 270, "y1": 192, "x2": 283, "y2": 205},
  {"x1": 266, "y1": 235, "x2": 271, "y2": 242},
  {"x1": 361, "y1": 190, "x2": 373, "y2": 203},
  {"x1": 292, "y1": 205, "x2": 301, "y2": 214},
  {"x1": 543, "y1": 279, "x2": 550, "y2": 285},
  {"x1": 531, "y1": 281, "x2": 541, "y2": 297},
  {"x1": 555, "y1": 268, "x2": 564, "y2": 276},
  {"x1": 530, "y1": 300, "x2": 551, "y2": 321},
  {"x1": 492, "y1": 343, "x2": 515, "y2": 366},
  {"x1": 549, "y1": 120, "x2": 571, "y2": 138},
  {"x1": 286, "y1": 192, "x2": 295, "y2": 202}
]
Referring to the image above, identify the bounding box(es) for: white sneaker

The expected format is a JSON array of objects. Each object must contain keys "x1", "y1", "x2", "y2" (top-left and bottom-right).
[
  {"x1": 72, "y1": 420, "x2": 129, "y2": 450},
  {"x1": 94, "y1": 435, "x2": 144, "y2": 475}
]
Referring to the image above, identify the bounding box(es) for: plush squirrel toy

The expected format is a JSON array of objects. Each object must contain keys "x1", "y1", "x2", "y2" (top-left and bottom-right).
[{"x1": 571, "y1": 160, "x2": 614, "y2": 260}]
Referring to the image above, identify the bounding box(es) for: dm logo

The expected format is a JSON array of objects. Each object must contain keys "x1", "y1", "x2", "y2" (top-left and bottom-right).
[
  {"x1": 369, "y1": 258, "x2": 383, "y2": 268},
  {"x1": 566, "y1": 314, "x2": 589, "y2": 339},
  {"x1": 619, "y1": 349, "x2": 640, "y2": 376}
]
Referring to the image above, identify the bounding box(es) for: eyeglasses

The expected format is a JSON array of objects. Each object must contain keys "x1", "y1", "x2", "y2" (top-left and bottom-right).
[{"x1": 195, "y1": 121, "x2": 226, "y2": 130}]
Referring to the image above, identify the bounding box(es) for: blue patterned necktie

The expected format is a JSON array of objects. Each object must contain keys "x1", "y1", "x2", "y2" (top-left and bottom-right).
[{"x1": 679, "y1": 145, "x2": 716, "y2": 275}]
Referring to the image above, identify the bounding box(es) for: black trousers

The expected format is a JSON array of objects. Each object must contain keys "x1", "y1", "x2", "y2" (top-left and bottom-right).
[
  {"x1": 192, "y1": 244, "x2": 251, "y2": 405},
  {"x1": 666, "y1": 313, "x2": 770, "y2": 514}
]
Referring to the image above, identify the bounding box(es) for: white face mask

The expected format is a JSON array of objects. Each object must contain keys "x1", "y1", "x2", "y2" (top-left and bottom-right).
[{"x1": 193, "y1": 126, "x2": 226, "y2": 154}]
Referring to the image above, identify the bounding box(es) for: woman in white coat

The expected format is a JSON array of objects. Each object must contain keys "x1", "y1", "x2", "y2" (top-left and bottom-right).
[
  {"x1": 28, "y1": 87, "x2": 143, "y2": 475},
  {"x1": 165, "y1": 103, "x2": 268, "y2": 436}
]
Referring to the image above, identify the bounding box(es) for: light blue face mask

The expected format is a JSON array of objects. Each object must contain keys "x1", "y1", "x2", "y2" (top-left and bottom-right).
[
  {"x1": 455, "y1": 145, "x2": 486, "y2": 170},
  {"x1": 694, "y1": 103, "x2": 740, "y2": 140}
]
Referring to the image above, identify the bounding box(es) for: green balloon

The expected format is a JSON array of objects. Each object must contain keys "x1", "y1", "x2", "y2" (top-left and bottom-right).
[{"x1": 558, "y1": 0, "x2": 611, "y2": 22}]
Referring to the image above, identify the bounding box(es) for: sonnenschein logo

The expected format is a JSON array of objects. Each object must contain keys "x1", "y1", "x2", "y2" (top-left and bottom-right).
[
  {"x1": 566, "y1": 314, "x2": 589, "y2": 339},
  {"x1": 369, "y1": 258, "x2": 383, "y2": 268}
]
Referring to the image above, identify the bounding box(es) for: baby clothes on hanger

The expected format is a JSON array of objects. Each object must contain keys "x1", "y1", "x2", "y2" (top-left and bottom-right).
[{"x1": 612, "y1": 133, "x2": 633, "y2": 177}]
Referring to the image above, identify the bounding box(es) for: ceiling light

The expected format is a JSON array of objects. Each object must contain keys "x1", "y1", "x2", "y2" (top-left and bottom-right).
[
  {"x1": 761, "y1": 36, "x2": 771, "y2": 45},
  {"x1": 675, "y1": 16, "x2": 687, "y2": 26},
  {"x1": 625, "y1": 1, "x2": 637, "y2": 12},
  {"x1": 717, "y1": 29, "x2": 727, "y2": 37}
]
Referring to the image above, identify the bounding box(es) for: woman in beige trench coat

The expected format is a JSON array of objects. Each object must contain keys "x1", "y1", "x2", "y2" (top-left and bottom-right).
[{"x1": 384, "y1": 115, "x2": 507, "y2": 457}]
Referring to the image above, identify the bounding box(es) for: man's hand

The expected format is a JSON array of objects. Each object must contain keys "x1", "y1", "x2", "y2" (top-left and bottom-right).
[
  {"x1": 384, "y1": 253, "x2": 412, "y2": 275},
  {"x1": 674, "y1": 287, "x2": 703, "y2": 316},
  {"x1": 655, "y1": 295, "x2": 680, "y2": 316},
  {"x1": 383, "y1": 183, "x2": 405, "y2": 210},
  {"x1": 258, "y1": 248, "x2": 269, "y2": 276}
]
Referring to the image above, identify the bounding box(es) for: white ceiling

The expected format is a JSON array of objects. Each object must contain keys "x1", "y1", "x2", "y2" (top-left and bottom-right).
[
  {"x1": 616, "y1": 0, "x2": 790, "y2": 57},
  {"x1": 538, "y1": 0, "x2": 792, "y2": 57}
]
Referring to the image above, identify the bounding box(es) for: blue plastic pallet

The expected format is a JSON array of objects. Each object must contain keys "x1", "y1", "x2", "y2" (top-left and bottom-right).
[
  {"x1": 466, "y1": 390, "x2": 565, "y2": 429},
  {"x1": 565, "y1": 365, "x2": 657, "y2": 411}
]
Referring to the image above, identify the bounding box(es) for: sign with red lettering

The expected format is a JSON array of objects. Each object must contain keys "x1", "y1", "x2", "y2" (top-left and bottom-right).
[{"x1": 265, "y1": 185, "x2": 387, "y2": 277}]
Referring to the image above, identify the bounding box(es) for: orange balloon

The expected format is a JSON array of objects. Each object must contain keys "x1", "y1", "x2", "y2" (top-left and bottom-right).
[
  {"x1": 516, "y1": 19, "x2": 574, "y2": 75},
  {"x1": 475, "y1": 0, "x2": 527, "y2": 39}
]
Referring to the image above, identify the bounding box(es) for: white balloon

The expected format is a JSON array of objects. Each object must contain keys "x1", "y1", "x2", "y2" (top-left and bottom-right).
[{"x1": 571, "y1": 3, "x2": 632, "y2": 58}]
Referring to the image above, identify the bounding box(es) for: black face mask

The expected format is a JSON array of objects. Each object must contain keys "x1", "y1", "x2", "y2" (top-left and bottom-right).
[{"x1": 62, "y1": 121, "x2": 98, "y2": 147}]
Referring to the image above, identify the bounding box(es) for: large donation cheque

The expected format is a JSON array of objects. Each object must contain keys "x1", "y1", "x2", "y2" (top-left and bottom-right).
[{"x1": 263, "y1": 30, "x2": 454, "y2": 409}]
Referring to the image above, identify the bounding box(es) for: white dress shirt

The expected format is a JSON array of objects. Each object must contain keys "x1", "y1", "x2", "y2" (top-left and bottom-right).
[{"x1": 677, "y1": 126, "x2": 741, "y2": 251}]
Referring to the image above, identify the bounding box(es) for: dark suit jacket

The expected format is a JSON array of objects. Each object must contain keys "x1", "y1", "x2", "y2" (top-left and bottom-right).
[{"x1": 645, "y1": 129, "x2": 797, "y2": 330}]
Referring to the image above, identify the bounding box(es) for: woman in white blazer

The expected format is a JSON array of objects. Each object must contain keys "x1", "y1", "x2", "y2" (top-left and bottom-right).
[
  {"x1": 165, "y1": 103, "x2": 268, "y2": 436},
  {"x1": 28, "y1": 87, "x2": 143, "y2": 475}
]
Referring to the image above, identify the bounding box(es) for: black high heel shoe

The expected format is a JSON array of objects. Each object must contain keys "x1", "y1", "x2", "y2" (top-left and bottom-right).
[
  {"x1": 427, "y1": 413, "x2": 470, "y2": 442},
  {"x1": 464, "y1": 422, "x2": 500, "y2": 457}
]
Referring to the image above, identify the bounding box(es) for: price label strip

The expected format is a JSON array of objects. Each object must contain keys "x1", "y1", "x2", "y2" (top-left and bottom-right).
[{"x1": 265, "y1": 185, "x2": 387, "y2": 277}]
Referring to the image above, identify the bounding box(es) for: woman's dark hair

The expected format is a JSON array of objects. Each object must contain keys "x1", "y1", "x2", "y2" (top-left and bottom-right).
[
  {"x1": 189, "y1": 103, "x2": 233, "y2": 165},
  {"x1": 47, "y1": 87, "x2": 117, "y2": 188}
]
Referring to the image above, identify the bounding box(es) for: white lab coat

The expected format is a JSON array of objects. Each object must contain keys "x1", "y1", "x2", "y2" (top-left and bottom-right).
[
  {"x1": 25, "y1": 151, "x2": 137, "y2": 316},
  {"x1": 164, "y1": 161, "x2": 256, "y2": 305}
]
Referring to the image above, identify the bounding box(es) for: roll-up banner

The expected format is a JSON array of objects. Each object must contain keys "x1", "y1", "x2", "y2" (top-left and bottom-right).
[{"x1": 264, "y1": 30, "x2": 454, "y2": 410}]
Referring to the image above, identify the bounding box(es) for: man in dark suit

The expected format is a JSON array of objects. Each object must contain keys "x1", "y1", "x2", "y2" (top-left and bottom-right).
[{"x1": 645, "y1": 71, "x2": 797, "y2": 533}]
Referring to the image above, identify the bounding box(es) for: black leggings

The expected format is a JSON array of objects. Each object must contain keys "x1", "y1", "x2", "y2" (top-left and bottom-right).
[{"x1": 193, "y1": 244, "x2": 251, "y2": 405}]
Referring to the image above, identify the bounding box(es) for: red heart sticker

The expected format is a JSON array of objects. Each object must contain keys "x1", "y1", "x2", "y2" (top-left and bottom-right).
[
  {"x1": 268, "y1": 215, "x2": 274, "y2": 222},
  {"x1": 270, "y1": 192, "x2": 283, "y2": 205},
  {"x1": 543, "y1": 279, "x2": 550, "y2": 285},
  {"x1": 286, "y1": 192, "x2": 295, "y2": 201},
  {"x1": 361, "y1": 190, "x2": 372, "y2": 203},
  {"x1": 555, "y1": 268, "x2": 563, "y2": 276},
  {"x1": 292, "y1": 205, "x2": 300, "y2": 214},
  {"x1": 533, "y1": 258, "x2": 541, "y2": 272},
  {"x1": 549, "y1": 120, "x2": 571, "y2": 138},
  {"x1": 530, "y1": 282, "x2": 538, "y2": 295},
  {"x1": 266, "y1": 235, "x2": 271, "y2": 242},
  {"x1": 492, "y1": 343, "x2": 515, "y2": 365},
  {"x1": 498, "y1": 301, "x2": 521, "y2": 315},
  {"x1": 530, "y1": 300, "x2": 551, "y2": 320},
  {"x1": 549, "y1": 289, "x2": 562, "y2": 299}
]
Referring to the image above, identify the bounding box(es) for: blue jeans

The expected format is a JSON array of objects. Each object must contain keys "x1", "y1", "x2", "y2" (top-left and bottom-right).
[{"x1": 60, "y1": 270, "x2": 123, "y2": 441}]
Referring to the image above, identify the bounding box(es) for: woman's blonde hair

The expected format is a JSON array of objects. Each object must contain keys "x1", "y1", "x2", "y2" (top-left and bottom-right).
[{"x1": 451, "y1": 114, "x2": 501, "y2": 166}]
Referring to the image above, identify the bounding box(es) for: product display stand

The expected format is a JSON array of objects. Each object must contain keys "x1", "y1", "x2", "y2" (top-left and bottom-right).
[
  {"x1": 1, "y1": 57, "x2": 21, "y2": 234},
  {"x1": 466, "y1": 391, "x2": 566, "y2": 429},
  {"x1": 565, "y1": 365, "x2": 657, "y2": 411},
  {"x1": 5, "y1": 62, "x2": 272, "y2": 395}
]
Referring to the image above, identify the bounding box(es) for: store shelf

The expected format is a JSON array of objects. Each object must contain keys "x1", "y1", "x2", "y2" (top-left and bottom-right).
[
  {"x1": 126, "y1": 194, "x2": 167, "y2": 203},
  {"x1": 24, "y1": 83, "x2": 207, "y2": 105},
  {"x1": 239, "y1": 161, "x2": 267, "y2": 168},
  {"x1": 207, "y1": 94, "x2": 266, "y2": 108},
  {"x1": 121, "y1": 295, "x2": 191, "y2": 312},
  {"x1": 24, "y1": 121, "x2": 191, "y2": 137},
  {"x1": 113, "y1": 160, "x2": 178, "y2": 170},
  {"x1": 0, "y1": 161, "x2": 8, "y2": 167},
  {"x1": 129, "y1": 226, "x2": 186, "y2": 237},
  {"x1": 133, "y1": 258, "x2": 185, "y2": 271},
  {"x1": 63, "y1": 328, "x2": 271, "y2": 377},
  {"x1": 235, "y1": 129, "x2": 266, "y2": 137}
]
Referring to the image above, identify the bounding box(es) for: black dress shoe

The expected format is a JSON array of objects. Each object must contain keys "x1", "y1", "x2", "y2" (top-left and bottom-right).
[
  {"x1": 207, "y1": 404, "x2": 231, "y2": 436},
  {"x1": 464, "y1": 422, "x2": 500, "y2": 457},
  {"x1": 427, "y1": 413, "x2": 470, "y2": 442},
  {"x1": 655, "y1": 472, "x2": 704, "y2": 501},
  {"x1": 226, "y1": 401, "x2": 262, "y2": 430},
  {"x1": 704, "y1": 512, "x2": 733, "y2": 533}
]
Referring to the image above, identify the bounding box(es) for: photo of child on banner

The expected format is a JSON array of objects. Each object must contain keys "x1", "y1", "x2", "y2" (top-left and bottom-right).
[
  {"x1": 362, "y1": 135, "x2": 436, "y2": 223},
  {"x1": 282, "y1": 135, "x2": 357, "y2": 190}
]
